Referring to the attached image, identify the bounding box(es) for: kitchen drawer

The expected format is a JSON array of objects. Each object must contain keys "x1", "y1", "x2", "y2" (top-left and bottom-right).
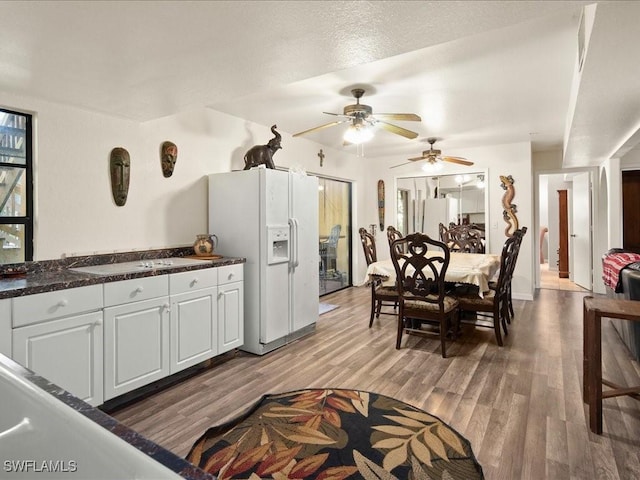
[
  {"x1": 218, "y1": 264, "x2": 243, "y2": 285},
  {"x1": 13, "y1": 284, "x2": 103, "y2": 328},
  {"x1": 104, "y1": 275, "x2": 169, "y2": 307},
  {"x1": 169, "y1": 268, "x2": 218, "y2": 295}
]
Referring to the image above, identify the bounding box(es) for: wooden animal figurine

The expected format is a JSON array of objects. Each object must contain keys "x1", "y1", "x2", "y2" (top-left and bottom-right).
[{"x1": 243, "y1": 125, "x2": 281, "y2": 170}]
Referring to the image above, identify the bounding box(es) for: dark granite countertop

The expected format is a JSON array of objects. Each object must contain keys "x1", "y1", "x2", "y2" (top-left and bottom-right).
[{"x1": 0, "y1": 247, "x2": 245, "y2": 300}]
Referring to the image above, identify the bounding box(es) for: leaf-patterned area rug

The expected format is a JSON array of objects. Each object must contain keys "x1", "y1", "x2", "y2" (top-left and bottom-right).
[{"x1": 186, "y1": 388, "x2": 484, "y2": 480}]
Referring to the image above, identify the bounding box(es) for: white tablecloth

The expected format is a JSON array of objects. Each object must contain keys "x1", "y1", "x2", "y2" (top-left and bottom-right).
[{"x1": 366, "y1": 252, "x2": 501, "y2": 297}]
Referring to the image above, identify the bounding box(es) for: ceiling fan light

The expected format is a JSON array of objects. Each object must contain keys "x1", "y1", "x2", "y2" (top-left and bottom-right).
[
  {"x1": 343, "y1": 124, "x2": 373, "y2": 144},
  {"x1": 421, "y1": 161, "x2": 443, "y2": 172}
]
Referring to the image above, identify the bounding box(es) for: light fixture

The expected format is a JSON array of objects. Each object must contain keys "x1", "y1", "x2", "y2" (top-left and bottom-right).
[
  {"x1": 476, "y1": 175, "x2": 485, "y2": 189},
  {"x1": 343, "y1": 118, "x2": 373, "y2": 144},
  {"x1": 421, "y1": 161, "x2": 443, "y2": 172}
]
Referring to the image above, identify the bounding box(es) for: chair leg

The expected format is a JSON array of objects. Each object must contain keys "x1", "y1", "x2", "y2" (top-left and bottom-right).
[
  {"x1": 493, "y1": 305, "x2": 504, "y2": 346},
  {"x1": 507, "y1": 287, "x2": 514, "y2": 323},
  {"x1": 440, "y1": 314, "x2": 447, "y2": 358},
  {"x1": 501, "y1": 301, "x2": 510, "y2": 337},
  {"x1": 369, "y1": 289, "x2": 376, "y2": 328},
  {"x1": 375, "y1": 300, "x2": 382, "y2": 318},
  {"x1": 395, "y1": 308, "x2": 404, "y2": 349}
]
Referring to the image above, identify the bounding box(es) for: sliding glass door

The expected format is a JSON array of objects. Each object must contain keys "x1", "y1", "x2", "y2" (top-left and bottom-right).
[{"x1": 318, "y1": 176, "x2": 352, "y2": 296}]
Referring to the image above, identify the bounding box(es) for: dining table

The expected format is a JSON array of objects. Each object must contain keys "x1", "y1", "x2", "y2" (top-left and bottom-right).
[{"x1": 366, "y1": 251, "x2": 501, "y2": 297}]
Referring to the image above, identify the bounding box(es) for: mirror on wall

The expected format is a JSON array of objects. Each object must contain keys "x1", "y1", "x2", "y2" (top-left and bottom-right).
[{"x1": 396, "y1": 173, "x2": 486, "y2": 242}]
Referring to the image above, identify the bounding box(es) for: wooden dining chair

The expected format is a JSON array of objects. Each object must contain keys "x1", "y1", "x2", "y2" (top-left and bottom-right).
[
  {"x1": 448, "y1": 225, "x2": 483, "y2": 253},
  {"x1": 359, "y1": 228, "x2": 398, "y2": 328},
  {"x1": 438, "y1": 223, "x2": 450, "y2": 244},
  {"x1": 387, "y1": 225, "x2": 404, "y2": 256},
  {"x1": 454, "y1": 234, "x2": 519, "y2": 346},
  {"x1": 390, "y1": 233, "x2": 459, "y2": 357},
  {"x1": 503, "y1": 226, "x2": 527, "y2": 323}
]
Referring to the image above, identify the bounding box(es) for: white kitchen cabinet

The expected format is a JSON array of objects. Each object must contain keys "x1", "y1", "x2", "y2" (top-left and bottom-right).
[
  {"x1": 13, "y1": 284, "x2": 103, "y2": 328},
  {"x1": 217, "y1": 264, "x2": 244, "y2": 353},
  {"x1": 218, "y1": 281, "x2": 243, "y2": 353},
  {"x1": 11, "y1": 285, "x2": 103, "y2": 406},
  {"x1": 169, "y1": 287, "x2": 217, "y2": 374},
  {"x1": 6, "y1": 261, "x2": 244, "y2": 405},
  {"x1": 0, "y1": 299, "x2": 10, "y2": 358},
  {"x1": 169, "y1": 269, "x2": 218, "y2": 375},
  {"x1": 103, "y1": 277, "x2": 170, "y2": 401}
]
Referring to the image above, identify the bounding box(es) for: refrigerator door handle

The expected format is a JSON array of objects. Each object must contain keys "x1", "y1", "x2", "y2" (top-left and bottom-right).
[
  {"x1": 288, "y1": 218, "x2": 299, "y2": 268},
  {"x1": 292, "y1": 218, "x2": 300, "y2": 267}
]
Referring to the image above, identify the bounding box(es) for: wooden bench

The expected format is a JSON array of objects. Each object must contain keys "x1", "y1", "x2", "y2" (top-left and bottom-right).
[{"x1": 583, "y1": 296, "x2": 640, "y2": 434}]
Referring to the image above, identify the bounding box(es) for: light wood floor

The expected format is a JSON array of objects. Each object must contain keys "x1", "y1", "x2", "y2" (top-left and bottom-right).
[
  {"x1": 540, "y1": 262, "x2": 589, "y2": 292},
  {"x1": 111, "y1": 286, "x2": 640, "y2": 479}
]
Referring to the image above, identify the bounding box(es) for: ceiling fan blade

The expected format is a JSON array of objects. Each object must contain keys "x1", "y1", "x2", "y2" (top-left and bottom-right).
[
  {"x1": 292, "y1": 120, "x2": 347, "y2": 137},
  {"x1": 374, "y1": 113, "x2": 422, "y2": 122},
  {"x1": 442, "y1": 156, "x2": 474, "y2": 166},
  {"x1": 407, "y1": 155, "x2": 427, "y2": 162},
  {"x1": 376, "y1": 121, "x2": 419, "y2": 139},
  {"x1": 390, "y1": 161, "x2": 413, "y2": 169},
  {"x1": 322, "y1": 111, "x2": 351, "y2": 118}
]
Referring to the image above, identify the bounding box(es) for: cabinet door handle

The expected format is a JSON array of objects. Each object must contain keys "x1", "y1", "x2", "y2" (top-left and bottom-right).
[
  {"x1": 134, "y1": 286, "x2": 144, "y2": 294},
  {"x1": 228, "y1": 273, "x2": 234, "y2": 280},
  {"x1": 57, "y1": 299, "x2": 69, "y2": 307},
  {"x1": 163, "y1": 303, "x2": 171, "y2": 312},
  {"x1": 192, "y1": 278, "x2": 199, "y2": 286},
  {"x1": 94, "y1": 319, "x2": 103, "y2": 326}
]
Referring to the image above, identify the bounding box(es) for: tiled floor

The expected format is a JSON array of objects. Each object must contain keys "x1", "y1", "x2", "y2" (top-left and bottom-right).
[{"x1": 539, "y1": 262, "x2": 590, "y2": 292}]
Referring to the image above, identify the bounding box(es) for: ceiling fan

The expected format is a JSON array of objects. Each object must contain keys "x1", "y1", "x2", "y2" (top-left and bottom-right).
[
  {"x1": 391, "y1": 137, "x2": 474, "y2": 168},
  {"x1": 292, "y1": 88, "x2": 421, "y2": 143}
]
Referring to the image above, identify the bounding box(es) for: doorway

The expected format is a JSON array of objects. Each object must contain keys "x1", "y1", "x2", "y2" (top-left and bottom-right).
[
  {"x1": 318, "y1": 176, "x2": 352, "y2": 296},
  {"x1": 622, "y1": 170, "x2": 640, "y2": 253},
  {"x1": 537, "y1": 171, "x2": 592, "y2": 292}
]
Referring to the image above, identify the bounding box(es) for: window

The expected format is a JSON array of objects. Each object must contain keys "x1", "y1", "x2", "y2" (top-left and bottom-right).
[{"x1": 0, "y1": 108, "x2": 33, "y2": 264}]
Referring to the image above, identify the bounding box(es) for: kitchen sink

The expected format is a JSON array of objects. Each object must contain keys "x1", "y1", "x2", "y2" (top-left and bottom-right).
[{"x1": 68, "y1": 257, "x2": 212, "y2": 276}]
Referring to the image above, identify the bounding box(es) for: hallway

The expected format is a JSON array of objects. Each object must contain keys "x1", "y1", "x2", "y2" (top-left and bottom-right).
[{"x1": 540, "y1": 261, "x2": 589, "y2": 292}]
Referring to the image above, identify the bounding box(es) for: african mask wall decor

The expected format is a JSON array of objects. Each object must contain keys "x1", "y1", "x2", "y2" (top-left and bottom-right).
[
  {"x1": 110, "y1": 147, "x2": 130, "y2": 206},
  {"x1": 160, "y1": 141, "x2": 178, "y2": 177}
]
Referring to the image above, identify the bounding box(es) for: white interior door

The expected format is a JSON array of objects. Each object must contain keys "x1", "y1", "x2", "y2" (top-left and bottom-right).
[{"x1": 571, "y1": 172, "x2": 592, "y2": 290}]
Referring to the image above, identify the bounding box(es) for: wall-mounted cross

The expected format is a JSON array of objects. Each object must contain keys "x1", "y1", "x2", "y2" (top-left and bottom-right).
[{"x1": 318, "y1": 149, "x2": 325, "y2": 167}]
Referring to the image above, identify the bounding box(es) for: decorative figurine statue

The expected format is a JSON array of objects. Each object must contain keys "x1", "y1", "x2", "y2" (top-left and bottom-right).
[
  {"x1": 243, "y1": 125, "x2": 281, "y2": 170},
  {"x1": 109, "y1": 147, "x2": 130, "y2": 206},
  {"x1": 160, "y1": 141, "x2": 178, "y2": 177}
]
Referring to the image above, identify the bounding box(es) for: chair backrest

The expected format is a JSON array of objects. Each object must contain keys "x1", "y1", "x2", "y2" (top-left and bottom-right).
[
  {"x1": 390, "y1": 233, "x2": 451, "y2": 306},
  {"x1": 358, "y1": 227, "x2": 377, "y2": 266},
  {"x1": 439, "y1": 223, "x2": 450, "y2": 243},
  {"x1": 324, "y1": 224, "x2": 341, "y2": 247},
  {"x1": 494, "y1": 235, "x2": 519, "y2": 295},
  {"x1": 387, "y1": 225, "x2": 404, "y2": 256},
  {"x1": 508, "y1": 226, "x2": 527, "y2": 276},
  {"x1": 387, "y1": 225, "x2": 403, "y2": 245},
  {"x1": 448, "y1": 224, "x2": 483, "y2": 253}
]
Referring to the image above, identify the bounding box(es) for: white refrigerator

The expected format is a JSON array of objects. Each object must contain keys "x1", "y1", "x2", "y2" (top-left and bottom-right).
[{"x1": 208, "y1": 168, "x2": 319, "y2": 355}]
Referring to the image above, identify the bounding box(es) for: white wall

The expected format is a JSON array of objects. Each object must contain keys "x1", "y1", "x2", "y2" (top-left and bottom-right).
[
  {"x1": 0, "y1": 92, "x2": 366, "y2": 261},
  {"x1": 362, "y1": 141, "x2": 534, "y2": 300}
]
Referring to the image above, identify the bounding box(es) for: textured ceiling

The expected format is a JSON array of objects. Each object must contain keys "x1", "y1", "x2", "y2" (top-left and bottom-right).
[{"x1": 1, "y1": 1, "x2": 638, "y2": 165}]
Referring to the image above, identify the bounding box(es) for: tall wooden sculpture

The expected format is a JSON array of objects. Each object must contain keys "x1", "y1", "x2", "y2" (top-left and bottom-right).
[{"x1": 500, "y1": 175, "x2": 519, "y2": 237}]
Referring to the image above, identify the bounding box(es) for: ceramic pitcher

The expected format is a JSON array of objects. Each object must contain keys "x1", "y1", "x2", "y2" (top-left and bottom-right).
[{"x1": 193, "y1": 234, "x2": 218, "y2": 257}]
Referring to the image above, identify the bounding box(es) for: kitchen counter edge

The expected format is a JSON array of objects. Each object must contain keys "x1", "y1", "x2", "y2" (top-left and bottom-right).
[{"x1": 0, "y1": 257, "x2": 246, "y2": 300}]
